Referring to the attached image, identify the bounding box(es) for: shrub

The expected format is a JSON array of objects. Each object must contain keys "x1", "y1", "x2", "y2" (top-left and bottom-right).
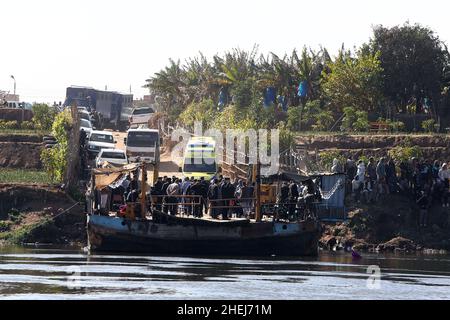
[
  {"x1": 277, "y1": 122, "x2": 295, "y2": 150},
  {"x1": 312, "y1": 110, "x2": 334, "y2": 131},
  {"x1": 40, "y1": 109, "x2": 72, "y2": 182},
  {"x1": 388, "y1": 145, "x2": 423, "y2": 163},
  {"x1": 353, "y1": 110, "x2": 369, "y2": 132},
  {"x1": 20, "y1": 121, "x2": 35, "y2": 130},
  {"x1": 32, "y1": 104, "x2": 57, "y2": 131},
  {"x1": 287, "y1": 100, "x2": 323, "y2": 131},
  {"x1": 340, "y1": 107, "x2": 357, "y2": 132},
  {"x1": 287, "y1": 106, "x2": 302, "y2": 131},
  {"x1": 390, "y1": 121, "x2": 405, "y2": 132},
  {"x1": 0, "y1": 221, "x2": 13, "y2": 232},
  {"x1": 421, "y1": 119, "x2": 436, "y2": 133},
  {"x1": 341, "y1": 107, "x2": 369, "y2": 132},
  {"x1": 0, "y1": 120, "x2": 19, "y2": 129},
  {"x1": 319, "y1": 150, "x2": 346, "y2": 170}
]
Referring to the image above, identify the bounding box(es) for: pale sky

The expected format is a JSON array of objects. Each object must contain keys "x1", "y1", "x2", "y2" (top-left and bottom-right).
[{"x1": 1, "y1": 0, "x2": 449, "y2": 103}]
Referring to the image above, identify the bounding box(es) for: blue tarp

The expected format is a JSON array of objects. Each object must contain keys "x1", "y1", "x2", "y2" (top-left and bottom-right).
[
  {"x1": 264, "y1": 87, "x2": 276, "y2": 108},
  {"x1": 218, "y1": 87, "x2": 228, "y2": 110},
  {"x1": 298, "y1": 81, "x2": 308, "y2": 98},
  {"x1": 277, "y1": 95, "x2": 288, "y2": 112}
]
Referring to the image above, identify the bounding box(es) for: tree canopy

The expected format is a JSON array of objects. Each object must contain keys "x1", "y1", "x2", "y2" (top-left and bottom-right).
[
  {"x1": 365, "y1": 22, "x2": 450, "y2": 113},
  {"x1": 144, "y1": 22, "x2": 450, "y2": 135}
]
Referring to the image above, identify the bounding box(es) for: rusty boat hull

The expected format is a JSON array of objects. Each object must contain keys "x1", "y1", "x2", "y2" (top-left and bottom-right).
[{"x1": 87, "y1": 213, "x2": 320, "y2": 256}]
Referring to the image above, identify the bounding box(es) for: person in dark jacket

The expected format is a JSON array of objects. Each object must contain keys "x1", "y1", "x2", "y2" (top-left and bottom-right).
[
  {"x1": 161, "y1": 177, "x2": 171, "y2": 213},
  {"x1": 199, "y1": 177, "x2": 209, "y2": 215},
  {"x1": 279, "y1": 182, "x2": 290, "y2": 204},
  {"x1": 239, "y1": 181, "x2": 254, "y2": 217},
  {"x1": 288, "y1": 180, "x2": 299, "y2": 215},
  {"x1": 152, "y1": 177, "x2": 164, "y2": 211},
  {"x1": 189, "y1": 179, "x2": 203, "y2": 217},
  {"x1": 221, "y1": 177, "x2": 236, "y2": 220},
  {"x1": 208, "y1": 179, "x2": 220, "y2": 219}
]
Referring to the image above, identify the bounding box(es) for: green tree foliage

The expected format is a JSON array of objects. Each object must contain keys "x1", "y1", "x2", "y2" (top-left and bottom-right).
[
  {"x1": 312, "y1": 110, "x2": 334, "y2": 132},
  {"x1": 286, "y1": 106, "x2": 302, "y2": 131},
  {"x1": 322, "y1": 49, "x2": 384, "y2": 112},
  {"x1": 366, "y1": 22, "x2": 450, "y2": 112},
  {"x1": 40, "y1": 110, "x2": 72, "y2": 182},
  {"x1": 0, "y1": 120, "x2": 19, "y2": 129},
  {"x1": 178, "y1": 99, "x2": 217, "y2": 130},
  {"x1": 319, "y1": 150, "x2": 345, "y2": 170},
  {"x1": 32, "y1": 104, "x2": 57, "y2": 131},
  {"x1": 388, "y1": 145, "x2": 423, "y2": 163},
  {"x1": 340, "y1": 107, "x2": 369, "y2": 132},
  {"x1": 287, "y1": 100, "x2": 323, "y2": 131},
  {"x1": 144, "y1": 27, "x2": 450, "y2": 135},
  {"x1": 421, "y1": 119, "x2": 436, "y2": 133}
]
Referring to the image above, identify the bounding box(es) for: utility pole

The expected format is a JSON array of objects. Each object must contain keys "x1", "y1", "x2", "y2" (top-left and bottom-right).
[
  {"x1": 10, "y1": 75, "x2": 16, "y2": 97},
  {"x1": 140, "y1": 162, "x2": 147, "y2": 219}
]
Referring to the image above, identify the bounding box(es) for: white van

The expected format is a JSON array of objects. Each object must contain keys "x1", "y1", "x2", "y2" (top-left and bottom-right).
[{"x1": 125, "y1": 128, "x2": 161, "y2": 164}]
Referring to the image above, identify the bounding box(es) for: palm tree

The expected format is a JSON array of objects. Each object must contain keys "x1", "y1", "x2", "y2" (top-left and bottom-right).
[{"x1": 144, "y1": 59, "x2": 187, "y2": 113}]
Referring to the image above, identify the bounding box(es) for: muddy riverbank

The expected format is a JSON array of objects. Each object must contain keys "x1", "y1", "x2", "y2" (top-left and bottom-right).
[
  {"x1": 0, "y1": 184, "x2": 85, "y2": 246},
  {"x1": 319, "y1": 194, "x2": 450, "y2": 253}
]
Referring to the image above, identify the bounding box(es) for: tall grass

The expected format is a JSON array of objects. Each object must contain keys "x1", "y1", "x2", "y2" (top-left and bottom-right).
[{"x1": 0, "y1": 169, "x2": 53, "y2": 184}]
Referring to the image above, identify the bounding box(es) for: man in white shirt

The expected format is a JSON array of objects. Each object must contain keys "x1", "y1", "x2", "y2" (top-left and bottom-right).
[{"x1": 167, "y1": 179, "x2": 181, "y2": 215}]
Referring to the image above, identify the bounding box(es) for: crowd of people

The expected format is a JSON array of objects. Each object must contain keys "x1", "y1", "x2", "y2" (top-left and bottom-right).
[
  {"x1": 149, "y1": 175, "x2": 256, "y2": 220},
  {"x1": 92, "y1": 168, "x2": 324, "y2": 221},
  {"x1": 332, "y1": 155, "x2": 450, "y2": 227},
  {"x1": 91, "y1": 172, "x2": 258, "y2": 220}
]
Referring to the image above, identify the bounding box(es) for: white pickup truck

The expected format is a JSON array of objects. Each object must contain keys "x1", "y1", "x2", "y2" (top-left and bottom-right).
[{"x1": 129, "y1": 107, "x2": 155, "y2": 128}]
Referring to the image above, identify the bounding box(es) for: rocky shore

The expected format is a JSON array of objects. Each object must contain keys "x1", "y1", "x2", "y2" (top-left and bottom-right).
[{"x1": 319, "y1": 193, "x2": 450, "y2": 253}]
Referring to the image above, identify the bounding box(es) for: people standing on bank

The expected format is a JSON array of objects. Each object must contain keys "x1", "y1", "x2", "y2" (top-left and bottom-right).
[
  {"x1": 367, "y1": 157, "x2": 377, "y2": 190},
  {"x1": 376, "y1": 158, "x2": 389, "y2": 195},
  {"x1": 356, "y1": 160, "x2": 366, "y2": 182}
]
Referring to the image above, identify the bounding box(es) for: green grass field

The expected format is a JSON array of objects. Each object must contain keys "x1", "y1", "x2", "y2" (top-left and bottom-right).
[{"x1": 0, "y1": 169, "x2": 53, "y2": 184}]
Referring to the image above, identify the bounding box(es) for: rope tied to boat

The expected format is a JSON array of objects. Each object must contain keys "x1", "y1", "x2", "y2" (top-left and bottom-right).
[{"x1": 26, "y1": 202, "x2": 81, "y2": 232}]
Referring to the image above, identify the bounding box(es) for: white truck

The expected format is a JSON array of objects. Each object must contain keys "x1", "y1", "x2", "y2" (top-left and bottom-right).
[
  {"x1": 129, "y1": 107, "x2": 155, "y2": 128},
  {"x1": 124, "y1": 128, "x2": 161, "y2": 164}
]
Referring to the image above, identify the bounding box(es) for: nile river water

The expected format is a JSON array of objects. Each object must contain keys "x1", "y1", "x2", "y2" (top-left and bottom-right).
[{"x1": 0, "y1": 246, "x2": 449, "y2": 300}]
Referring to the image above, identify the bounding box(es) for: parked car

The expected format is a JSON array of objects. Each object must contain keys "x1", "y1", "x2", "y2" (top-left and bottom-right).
[
  {"x1": 80, "y1": 118, "x2": 93, "y2": 136},
  {"x1": 95, "y1": 149, "x2": 128, "y2": 167},
  {"x1": 78, "y1": 110, "x2": 93, "y2": 122},
  {"x1": 129, "y1": 107, "x2": 154, "y2": 128},
  {"x1": 87, "y1": 130, "x2": 116, "y2": 158}
]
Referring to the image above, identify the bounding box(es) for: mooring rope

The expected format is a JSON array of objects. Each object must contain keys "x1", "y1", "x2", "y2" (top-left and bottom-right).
[{"x1": 26, "y1": 201, "x2": 81, "y2": 232}]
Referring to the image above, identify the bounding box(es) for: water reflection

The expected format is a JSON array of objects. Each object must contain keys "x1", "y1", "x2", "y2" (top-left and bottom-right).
[{"x1": 0, "y1": 246, "x2": 449, "y2": 299}]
